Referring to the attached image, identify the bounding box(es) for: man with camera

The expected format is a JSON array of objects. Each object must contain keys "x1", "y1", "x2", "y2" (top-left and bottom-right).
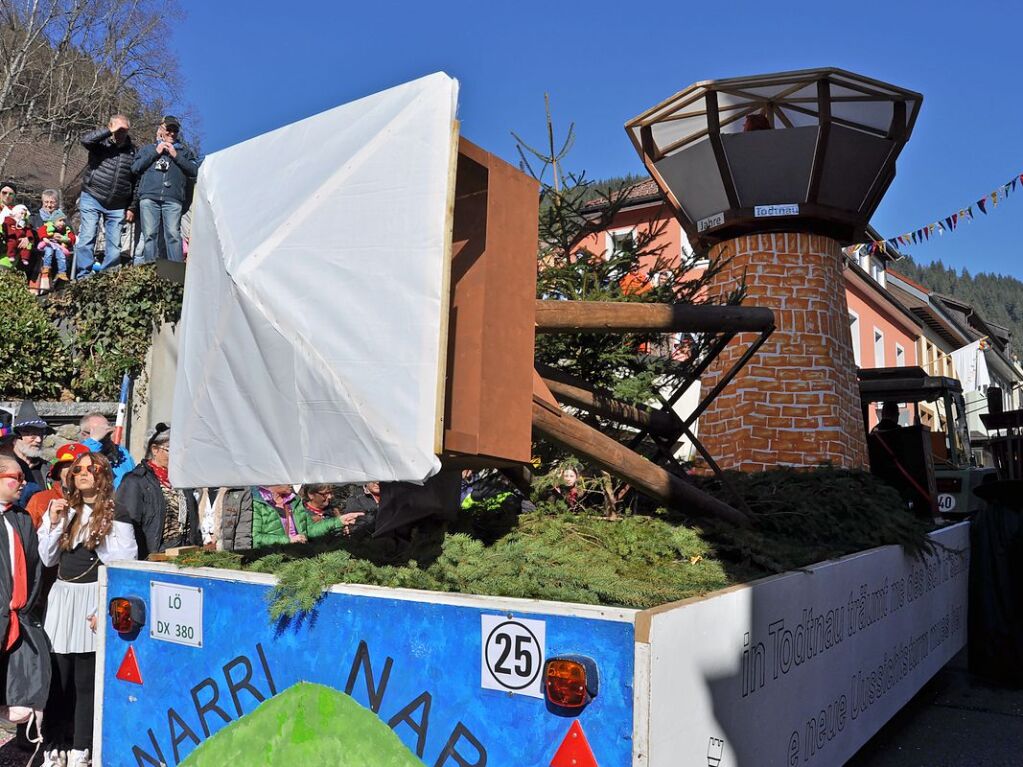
[{"x1": 132, "y1": 115, "x2": 199, "y2": 265}]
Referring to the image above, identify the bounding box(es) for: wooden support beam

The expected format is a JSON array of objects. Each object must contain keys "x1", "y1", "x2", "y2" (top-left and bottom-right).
[
  {"x1": 531, "y1": 401, "x2": 751, "y2": 527},
  {"x1": 542, "y1": 376, "x2": 680, "y2": 439},
  {"x1": 535, "y1": 300, "x2": 775, "y2": 335}
]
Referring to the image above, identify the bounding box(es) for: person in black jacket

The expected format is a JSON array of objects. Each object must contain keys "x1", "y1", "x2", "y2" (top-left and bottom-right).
[
  {"x1": 74, "y1": 114, "x2": 136, "y2": 279},
  {"x1": 0, "y1": 455, "x2": 49, "y2": 755},
  {"x1": 114, "y1": 425, "x2": 199, "y2": 559},
  {"x1": 132, "y1": 115, "x2": 199, "y2": 265}
]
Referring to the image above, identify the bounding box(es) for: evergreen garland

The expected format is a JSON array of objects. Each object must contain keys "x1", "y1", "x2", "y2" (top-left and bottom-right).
[{"x1": 178, "y1": 469, "x2": 934, "y2": 619}]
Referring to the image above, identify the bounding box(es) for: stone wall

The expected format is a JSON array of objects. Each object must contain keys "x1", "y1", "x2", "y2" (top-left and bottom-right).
[{"x1": 699, "y1": 233, "x2": 867, "y2": 471}]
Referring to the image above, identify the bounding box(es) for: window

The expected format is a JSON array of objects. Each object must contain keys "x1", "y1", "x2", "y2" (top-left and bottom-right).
[
  {"x1": 606, "y1": 228, "x2": 637, "y2": 257},
  {"x1": 895, "y1": 343, "x2": 905, "y2": 368},
  {"x1": 874, "y1": 328, "x2": 885, "y2": 367},
  {"x1": 871, "y1": 260, "x2": 885, "y2": 286},
  {"x1": 849, "y1": 311, "x2": 861, "y2": 366}
]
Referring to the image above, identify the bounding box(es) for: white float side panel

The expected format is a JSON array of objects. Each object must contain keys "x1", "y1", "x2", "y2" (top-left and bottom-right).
[{"x1": 644, "y1": 523, "x2": 969, "y2": 767}]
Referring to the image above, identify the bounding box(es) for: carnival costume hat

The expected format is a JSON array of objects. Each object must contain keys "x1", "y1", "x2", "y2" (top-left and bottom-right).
[
  {"x1": 48, "y1": 442, "x2": 90, "y2": 479},
  {"x1": 13, "y1": 401, "x2": 53, "y2": 434}
]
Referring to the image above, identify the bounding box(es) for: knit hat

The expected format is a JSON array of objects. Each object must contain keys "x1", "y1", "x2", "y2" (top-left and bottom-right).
[
  {"x1": 50, "y1": 209, "x2": 66, "y2": 223},
  {"x1": 0, "y1": 181, "x2": 15, "y2": 194},
  {"x1": 162, "y1": 115, "x2": 181, "y2": 133},
  {"x1": 10, "y1": 205, "x2": 28, "y2": 226},
  {"x1": 13, "y1": 401, "x2": 52, "y2": 434},
  {"x1": 49, "y1": 442, "x2": 90, "y2": 479}
]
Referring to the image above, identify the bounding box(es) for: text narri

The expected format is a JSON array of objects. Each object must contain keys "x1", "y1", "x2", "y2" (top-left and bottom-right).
[{"x1": 129, "y1": 641, "x2": 488, "y2": 767}]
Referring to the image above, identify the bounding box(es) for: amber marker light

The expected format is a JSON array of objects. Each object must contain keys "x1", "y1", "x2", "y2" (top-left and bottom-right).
[
  {"x1": 545, "y1": 656, "x2": 599, "y2": 710},
  {"x1": 109, "y1": 596, "x2": 146, "y2": 634}
]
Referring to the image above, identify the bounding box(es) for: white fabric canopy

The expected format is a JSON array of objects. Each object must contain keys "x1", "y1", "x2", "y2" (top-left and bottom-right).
[{"x1": 170, "y1": 73, "x2": 459, "y2": 488}]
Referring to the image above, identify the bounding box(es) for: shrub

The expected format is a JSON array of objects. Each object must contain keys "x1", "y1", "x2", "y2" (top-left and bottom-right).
[
  {"x1": 0, "y1": 270, "x2": 72, "y2": 398},
  {"x1": 44, "y1": 265, "x2": 183, "y2": 400}
]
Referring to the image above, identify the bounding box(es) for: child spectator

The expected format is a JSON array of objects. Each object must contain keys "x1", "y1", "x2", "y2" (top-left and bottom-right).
[
  {"x1": 37, "y1": 210, "x2": 76, "y2": 284},
  {"x1": 3, "y1": 205, "x2": 37, "y2": 277}
]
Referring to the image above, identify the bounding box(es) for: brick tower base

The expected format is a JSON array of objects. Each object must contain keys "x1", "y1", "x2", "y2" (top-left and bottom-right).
[{"x1": 699, "y1": 233, "x2": 867, "y2": 472}]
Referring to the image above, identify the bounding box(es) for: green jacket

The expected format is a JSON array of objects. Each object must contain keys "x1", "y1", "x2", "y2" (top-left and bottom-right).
[{"x1": 251, "y1": 493, "x2": 342, "y2": 547}]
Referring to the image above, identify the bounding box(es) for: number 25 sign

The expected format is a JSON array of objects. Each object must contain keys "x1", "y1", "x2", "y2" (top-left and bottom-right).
[{"x1": 480, "y1": 615, "x2": 545, "y2": 698}]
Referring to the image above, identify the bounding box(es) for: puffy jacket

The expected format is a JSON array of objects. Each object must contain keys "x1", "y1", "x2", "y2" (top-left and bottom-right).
[
  {"x1": 132, "y1": 141, "x2": 199, "y2": 205},
  {"x1": 220, "y1": 488, "x2": 254, "y2": 551},
  {"x1": 252, "y1": 495, "x2": 323, "y2": 548},
  {"x1": 115, "y1": 462, "x2": 200, "y2": 559},
  {"x1": 80, "y1": 128, "x2": 136, "y2": 210}
]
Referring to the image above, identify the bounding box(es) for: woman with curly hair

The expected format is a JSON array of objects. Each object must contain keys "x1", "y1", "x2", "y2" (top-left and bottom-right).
[{"x1": 38, "y1": 452, "x2": 137, "y2": 767}]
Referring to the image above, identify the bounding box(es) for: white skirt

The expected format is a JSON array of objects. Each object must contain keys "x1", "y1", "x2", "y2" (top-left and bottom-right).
[{"x1": 44, "y1": 579, "x2": 99, "y2": 654}]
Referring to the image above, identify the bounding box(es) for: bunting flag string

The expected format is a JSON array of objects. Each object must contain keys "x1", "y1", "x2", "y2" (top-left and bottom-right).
[{"x1": 852, "y1": 169, "x2": 1023, "y2": 256}]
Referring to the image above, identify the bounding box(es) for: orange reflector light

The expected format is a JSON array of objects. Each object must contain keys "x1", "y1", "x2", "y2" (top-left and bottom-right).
[
  {"x1": 110, "y1": 598, "x2": 134, "y2": 633},
  {"x1": 545, "y1": 659, "x2": 588, "y2": 708},
  {"x1": 109, "y1": 596, "x2": 146, "y2": 634}
]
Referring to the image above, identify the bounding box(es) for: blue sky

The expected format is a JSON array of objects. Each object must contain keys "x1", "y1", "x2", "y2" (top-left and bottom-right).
[{"x1": 171, "y1": 0, "x2": 1022, "y2": 278}]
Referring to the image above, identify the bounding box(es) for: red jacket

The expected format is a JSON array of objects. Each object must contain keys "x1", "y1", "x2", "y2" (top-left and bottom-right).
[{"x1": 3, "y1": 219, "x2": 37, "y2": 262}]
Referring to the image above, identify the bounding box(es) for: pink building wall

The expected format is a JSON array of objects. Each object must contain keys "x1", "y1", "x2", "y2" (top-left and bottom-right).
[{"x1": 845, "y1": 277, "x2": 919, "y2": 369}]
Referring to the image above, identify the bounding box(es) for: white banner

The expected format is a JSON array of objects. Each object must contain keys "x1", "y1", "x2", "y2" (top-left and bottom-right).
[
  {"x1": 950, "y1": 340, "x2": 991, "y2": 393},
  {"x1": 644, "y1": 523, "x2": 969, "y2": 767}
]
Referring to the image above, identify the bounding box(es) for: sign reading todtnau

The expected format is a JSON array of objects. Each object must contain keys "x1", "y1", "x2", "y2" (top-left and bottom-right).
[
  {"x1": 754, "y1": 204, "x2": 800, "y2": 218},
  {"x1": 150, "y1": 581, "x2": 203, "y2": 648}
]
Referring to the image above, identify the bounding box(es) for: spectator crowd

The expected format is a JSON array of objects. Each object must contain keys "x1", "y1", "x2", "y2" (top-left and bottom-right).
[
  {"x1": 0, "y1": 113, "x2": 199, "y2": 294},
  {"x1": 0, "y1": 401, "x2": 383, "y2": 767}
]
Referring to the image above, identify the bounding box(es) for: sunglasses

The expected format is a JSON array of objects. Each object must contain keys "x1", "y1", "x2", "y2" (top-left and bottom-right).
[
  {"x1": 0, "y1": 473, "x2": 24, "y2": 482},
  {"x1": 72, "y1": 464, "x2": 101, "y2": 475}
]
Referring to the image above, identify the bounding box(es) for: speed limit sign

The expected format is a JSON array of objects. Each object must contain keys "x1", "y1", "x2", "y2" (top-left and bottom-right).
[{"x1": 480, "y1": 615, "x2": 546, "y2": 698}]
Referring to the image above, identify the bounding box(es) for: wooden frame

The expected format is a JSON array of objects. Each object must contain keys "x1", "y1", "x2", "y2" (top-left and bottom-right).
[{"x1": 624, "y1": 68, "x2": 923, "y2": 247}]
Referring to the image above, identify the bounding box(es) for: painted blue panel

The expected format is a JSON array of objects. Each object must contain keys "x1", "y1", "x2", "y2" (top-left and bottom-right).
[{"x1": 101, "y1": 567, "x2": 636, "y2": 766}]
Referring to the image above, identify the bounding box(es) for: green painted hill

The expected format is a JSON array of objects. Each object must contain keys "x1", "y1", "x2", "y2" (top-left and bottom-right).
[{"x1": 178, "y1": 682, "x2": 424, "y2": 766}]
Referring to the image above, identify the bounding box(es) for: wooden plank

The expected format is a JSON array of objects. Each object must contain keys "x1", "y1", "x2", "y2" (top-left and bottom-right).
[
  {"x1": 441, "y1": 138, "x2": 539, "y2": 464},
  {"x1": 534, "y1": 300, "x2": 775, "y2": 334},
  {"x1": 541, "y1": 375, "x2": 681, "y2": 438},
  {"x1": 531, "y1": 401, "x2": 750, "y2": 527},
  {"x1": 706, "y1": 91, "x2": 740, "y2": 209},
  {"x1": 805, "y1": 79, "x2": 831, "y2": 204}
]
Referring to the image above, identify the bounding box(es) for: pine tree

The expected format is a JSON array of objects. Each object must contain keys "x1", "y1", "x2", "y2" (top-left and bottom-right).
[{"x1": 513, "y1": 99, "x2": 745, "y2": 509}]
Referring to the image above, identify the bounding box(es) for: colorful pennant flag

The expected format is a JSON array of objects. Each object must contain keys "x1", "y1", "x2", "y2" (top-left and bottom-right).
[{"x1": 854, "y1": 168, "x2": 1021, "y2": 254}]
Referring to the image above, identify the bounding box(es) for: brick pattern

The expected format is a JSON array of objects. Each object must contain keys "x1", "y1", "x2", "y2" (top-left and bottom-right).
[{"x1": 699, "y1": 233, "x2": 868, "y2": 472}]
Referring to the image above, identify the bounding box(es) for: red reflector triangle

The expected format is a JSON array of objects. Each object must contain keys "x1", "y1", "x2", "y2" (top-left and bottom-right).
[
  {"x1": 550, "y1": 720, "x2": 599, "y2": 767},
  {"x1": 116, "y1": 645, "x2": 143, "y2": 685}
]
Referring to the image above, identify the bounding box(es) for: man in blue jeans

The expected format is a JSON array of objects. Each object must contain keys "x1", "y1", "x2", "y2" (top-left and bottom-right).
[
  {"x1": 75, "y1": 115, "x2": 136, "y2": 278},
  {"x1": 132, "y1": 115, "x2": 199, "y2": 265}
]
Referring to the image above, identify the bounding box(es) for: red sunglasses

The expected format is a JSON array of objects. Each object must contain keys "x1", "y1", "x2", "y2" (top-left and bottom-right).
[{"x1": 0, "y1": 472, "x2": 24, "y2": 482}]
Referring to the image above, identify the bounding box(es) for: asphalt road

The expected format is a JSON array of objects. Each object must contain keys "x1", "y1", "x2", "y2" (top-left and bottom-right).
[{"x1": 848, "y1": 649, "x2": 1023, "y2": 767}]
